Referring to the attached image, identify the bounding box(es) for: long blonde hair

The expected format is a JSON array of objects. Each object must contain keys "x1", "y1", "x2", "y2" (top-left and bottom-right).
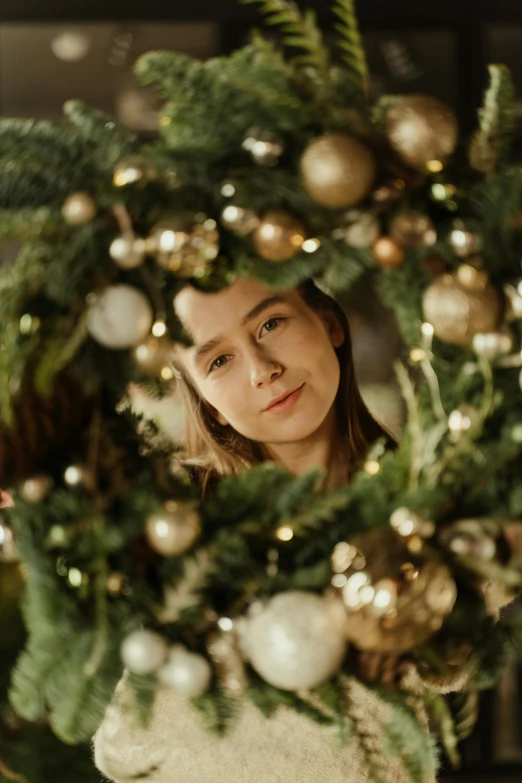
[{"x1": 172, "y1": 278, "x2": 391, "y2": 496}]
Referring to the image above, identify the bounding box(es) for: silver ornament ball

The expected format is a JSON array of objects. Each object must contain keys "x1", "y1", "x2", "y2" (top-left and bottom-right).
[
  {"x1": 87, "y1": 284, "x2": 153, "y2": 350},
  {"x1": 121, "y1": 629, "x2": 168, "y2": 675},
  {"x1": 159, "y1": 645, "x2": 212, "y2": 696},
  {"x1": 239, "y1": 591, "x2": 347, "y2": 691}
]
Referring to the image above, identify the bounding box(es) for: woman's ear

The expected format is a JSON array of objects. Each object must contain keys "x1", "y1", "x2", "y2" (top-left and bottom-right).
[{"x1": 322, "y1": 311, "x2": 345, "y2": 348}]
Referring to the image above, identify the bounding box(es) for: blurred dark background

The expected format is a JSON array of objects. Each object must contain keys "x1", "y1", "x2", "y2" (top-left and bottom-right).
[{"x1": 1, "y1": 0, "x2": 522, "y2": 779}]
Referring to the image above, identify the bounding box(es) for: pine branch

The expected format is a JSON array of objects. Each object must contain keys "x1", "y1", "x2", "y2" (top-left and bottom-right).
[
  {"x1": 332, "y1": 0, "x2": 370, "y2": 99},
  {"x1": 239, "y1": 0, "x2": 331, "y2": 86},
  {"x1": 469, "y1": 64, "x2": 515, "y2": 174}
]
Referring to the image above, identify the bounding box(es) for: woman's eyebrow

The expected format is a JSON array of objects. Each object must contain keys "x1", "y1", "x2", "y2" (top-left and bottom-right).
[{"x1": 193, "y1": 295, "x2": 289, "y2": 367}]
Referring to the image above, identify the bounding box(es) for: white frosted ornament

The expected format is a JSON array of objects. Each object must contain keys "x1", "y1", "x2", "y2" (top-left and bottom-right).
[
  {"x1": 121, "y1": 629, "x2": 168, "y2": 675},
  {"x1": 239, "y1": 591, "x2": 347, "y2": 691},
  {"x1": 87, "y1": 284, "x2": 153, "y2": 350},
  {"x1": 159, "y1": 645, "x2": 211, "y2": 696}
]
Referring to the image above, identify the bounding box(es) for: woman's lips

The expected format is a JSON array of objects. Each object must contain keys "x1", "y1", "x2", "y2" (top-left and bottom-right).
[{"x1": 265, "y1": 384, "x2": 305, "y2": 413}]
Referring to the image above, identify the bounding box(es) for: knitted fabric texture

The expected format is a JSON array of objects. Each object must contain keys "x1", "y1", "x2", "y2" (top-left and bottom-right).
[{"x1": 92, "y1": 666, "x2": 449, "y2": 783}]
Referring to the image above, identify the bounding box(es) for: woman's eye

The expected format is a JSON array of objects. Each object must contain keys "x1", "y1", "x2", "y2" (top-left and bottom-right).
[
  {"x1": 209, "y1": 355, "x2": 228, "y2": 373},
  {"x1": 261, "y1": 317, "x2": 284, "y2": 335}
]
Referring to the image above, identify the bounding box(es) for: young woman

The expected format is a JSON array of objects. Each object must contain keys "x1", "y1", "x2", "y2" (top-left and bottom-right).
[{"x1": 93, "y1": 276, "x2": 443, "y2": 783}]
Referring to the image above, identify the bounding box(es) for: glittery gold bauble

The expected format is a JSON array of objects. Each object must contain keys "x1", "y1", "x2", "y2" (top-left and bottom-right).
[
  {"x1": 207, "y1": 628, "x2": 246, "y2": 696},
  {"x1": 113, "y1": 156, "x2": 157, "y2": 187},
  {"x1": 422, "y1": 265, "x2": 502, "y2": 345},
  {"x1": 252, "y1": 210, "x2": 306, "y2": 262},
  {"x1": 149, "y1": 214, "x2": 220, "y2": 278},
  {"x1": 133, "y1": 335, "x2": 174, "y2": 376},
  {"x1": 389, "y1": 210, "x2": 437, "y2": 248},
  {"x1": 385, "y1": 95, "x2": 458, "y2": 170},
  {"x1": 332, "y1": 531, "x2": 456, "y2": 653},
  {"x1": 20, "y1": 474, "x2": 54, "y2": 503},
  {"x1": 145, "y1": 501, "x2": 201, "y2": 557},
  {"x1": 338, "y1": 211, "x2": 380, "y2": 248},
  {"x1": 300, "y1": 133, "x2": 376, "y2": 209},
  {"x1": 372, "y1": 236, "x2": 405, "y2": 268},
  {"x1": 61, "y1": 192, "x2": 97, "y2": 224}
]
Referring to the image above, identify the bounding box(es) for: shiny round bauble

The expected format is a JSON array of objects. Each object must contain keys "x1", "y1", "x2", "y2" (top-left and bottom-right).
[
  {"x1": 300, "y1": 133, "x2": 376, "y2": 209},
  {"x1": 334, "y1": 530, "x2": 457, "y2": 653},
  {"x1": 372, "y1": 236, "x2": 405, "y2": 268},
  {"x1": 145, "y1": 502, "x2": 201, "y2": 557},
  {"x1": 238, "y1": 591, "x2": 347, "y2": 691},
  {"x1": 0, "y1": 517, "x2": 19, "y2": 563},
  {"x1": 389, "y1": 209, "x2": 437, "y2": 248},
  {"x1": 20, "y1": 474, "x2": 54, "y2": 503},
  {"x1": 113, "y1": 156, "x2": 157, "y2": 188},
  {"x1": 133, "y1": 335, "x2": 174, "y2": 377},
  {"x1": 448, "y1": 220, "x2": 483, "y2": 258},
  {"x1": 472, "y1": 331, "x2": 513, "y2": 361},
  {"x1": 149, "y1": 214, "x2": 220, "y2": 277},
  {"x1": 120, "y1": 629, "x2": 168, "y2": 675},
  {"x1": 341, "y1": 211, "x2": 380, "y2": 248},
  {"x1": 221, "y1": 205, "x2": 260, "y2": 236},
  {"x1": 109, "y1": 236, "x2": 148, "y2": 270},
  {"x1": 252, "y1": 210, "x2": 306, "y2": 262},
  {"x1": 61, "y1": 192, "x2": 97, "y2": 225},
  {"x1": 384, "y1": 95, "x2": 458, "y2": 170},
  {"x1": 159, "y1": 645, "x2": 212, "y2": 696},
  {"x1": 87, "y1": 284, "x2": 153, "y2": 350},
  {"x1": 63, "y1": 463, "x2": 95, "y2": 490},
  {"x1": 422, "y1": 265, "x2": 502, "y2": 345}
]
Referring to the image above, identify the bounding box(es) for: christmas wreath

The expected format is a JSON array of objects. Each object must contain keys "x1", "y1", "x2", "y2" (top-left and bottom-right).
[{"x1": 1, "y1": 1, "x2": 522, "y2": 781}]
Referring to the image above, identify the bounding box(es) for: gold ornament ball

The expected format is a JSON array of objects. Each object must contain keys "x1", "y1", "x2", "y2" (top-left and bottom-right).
[
  {"x1": 110, "y1": 236, "x2": 147, "y2": 270},
  {"x1": 300, "y1": 133, "x2": 376, "y2": 209},
  {"x1": 20, "y1": 474, "x2": 54, "y2": 503},
  {"x1": 341, "y1": 211, "x2": 380, "y2": 248},
  {"x1": 145, "y1": 502, "x2": 201, "y2": 557},
  {"x1": 448, "y1": 220, "x2": 482, "y2": 258},
  {"x1": 134, "y1": 335, "x2": 174, "y2": 377},
  {"x1": 389, "y1": 209, "x2": 437, "y2": 248},
  {"x1": 385, "y1": 95, "x2": 458, "y2": 170},
  {"x1": 472, "y1": 331, "x2": 513, "y2": 361},
  {"x1": 149, "y1": 214, "x2": 220, "y2": 277},
  {"x1": 372, "y1": 236, "x2": 405, "y2": 268},
  {"x1": 252, "y1": 210, "x2": 306, "y2": 262},
  {"x1": 61, "y1": 192, "x2": 97, "y2": 224},
  {"x1": 422, "y1": 265, "x2": 502, "y2": 345},
  {"x1": 333, "y1": 531, "x2": 456, "y2": 653}
]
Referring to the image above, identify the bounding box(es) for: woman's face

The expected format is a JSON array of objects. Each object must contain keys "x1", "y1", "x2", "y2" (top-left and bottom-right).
[{"x1": 173, "y1": 276, "x2": 344, "y2": 447}]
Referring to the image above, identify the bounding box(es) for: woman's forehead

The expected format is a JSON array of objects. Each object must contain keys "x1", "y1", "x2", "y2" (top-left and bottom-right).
[{"x1": 173, "y1": 277, "x2": 300, "y2": 341}]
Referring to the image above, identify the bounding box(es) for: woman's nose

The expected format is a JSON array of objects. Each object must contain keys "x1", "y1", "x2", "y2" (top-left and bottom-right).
[{"x1": 248, "y1": 346, "x2": 282, "y2": 387}]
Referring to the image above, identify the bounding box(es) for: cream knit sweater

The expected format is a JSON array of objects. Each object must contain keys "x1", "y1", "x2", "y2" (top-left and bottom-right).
[{"x1": 92, "y1": 664, "x2": 455, "y2": 783}]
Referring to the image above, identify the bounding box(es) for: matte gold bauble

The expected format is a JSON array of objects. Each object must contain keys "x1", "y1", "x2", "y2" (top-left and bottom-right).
[
  {"x1": 372, "y1": 236, "x2": 405, "y2": 268},
  {"x1": 252, "y1": 210, "x2": 306, "y2": 262},
  {"x1": 133, "y1": 335, "x2": 174, "y2": 377},
  {"x1": 20, "y1": 474, "x2": 54, "y2": 503},
  {"x1": 422, "y1": 265, "x2": 502, "y2": 345},
  {"x1": 331, "y1": 530, "x2": 457, "y2": 653},
  {"x1": 385, "y1": 95, "x2": 458, "y2": 170},
  {"x1": 61, "y1": 192, "x2": 97, "y2": 224},
  {"x1": 389, "y1": 209, "x2": 437, "y2": 248},
  {"x1": 145, "y1": 501, "x2": 201, "y2": 557},
  {"x1": 300, "y1": 133, "x2": 376, "y2": 209}
]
